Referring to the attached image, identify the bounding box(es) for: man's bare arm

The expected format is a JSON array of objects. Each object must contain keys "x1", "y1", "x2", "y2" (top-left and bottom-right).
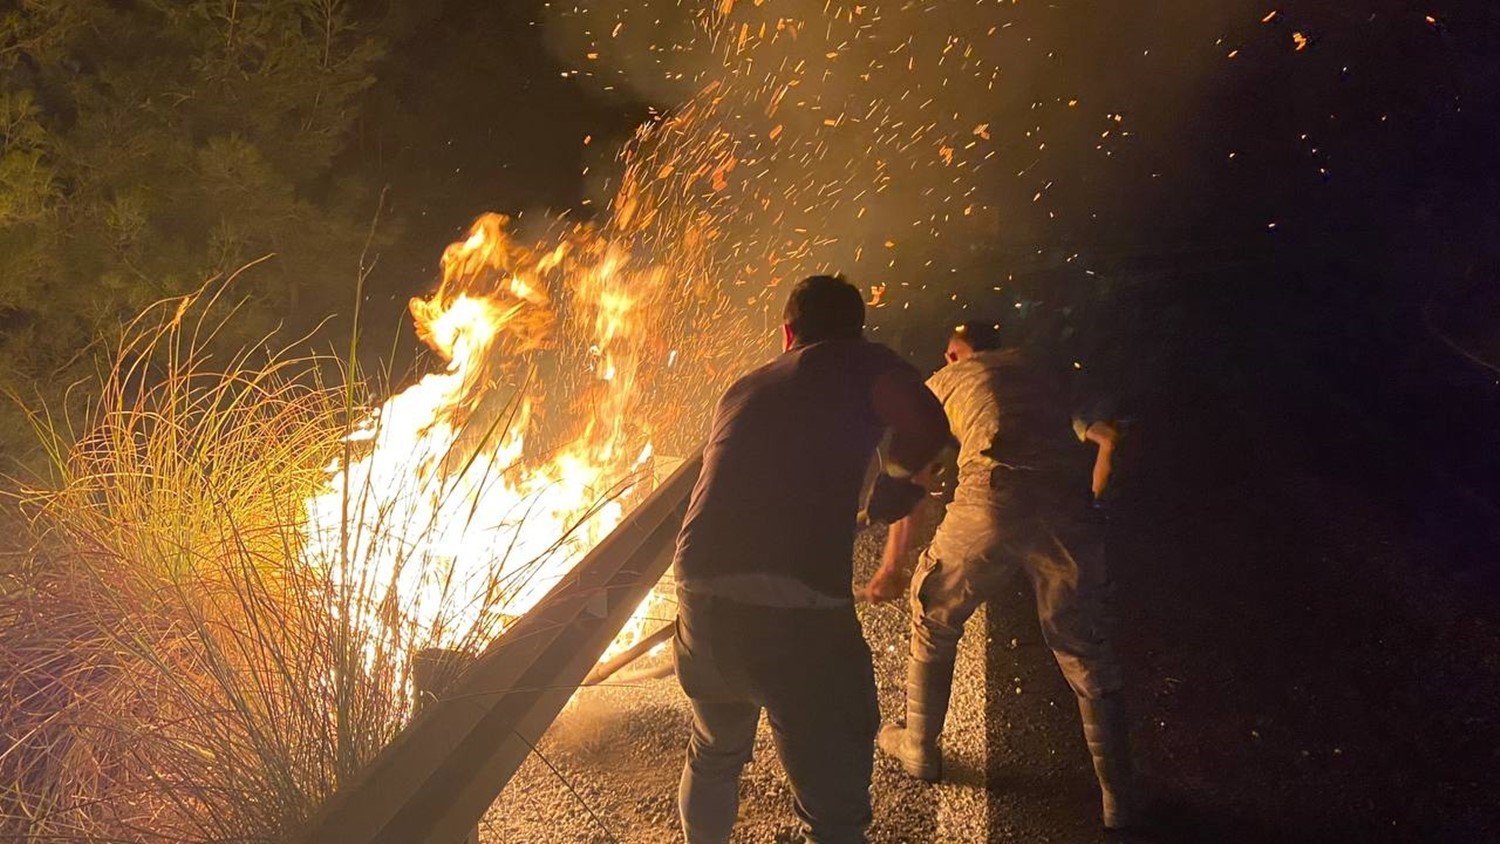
[
  {"x1": 1084, "y1": 420, "x2": 1120, "y2": 498},
  {"x1": 861, "y1": 368, "x2": 948, "y2": 602},
  {"x1": 863, "y1": 466, "x2": 936, "y2": 603}
]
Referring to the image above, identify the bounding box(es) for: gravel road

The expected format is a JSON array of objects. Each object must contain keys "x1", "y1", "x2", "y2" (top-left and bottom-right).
[{"x1": 482, "y1": 529, "x2": 994, "y2": 844}]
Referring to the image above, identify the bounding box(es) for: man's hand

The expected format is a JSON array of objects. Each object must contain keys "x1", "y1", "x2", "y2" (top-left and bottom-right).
[{"x1": 862, "y1": 564, "x2": 910, "y2": 604}]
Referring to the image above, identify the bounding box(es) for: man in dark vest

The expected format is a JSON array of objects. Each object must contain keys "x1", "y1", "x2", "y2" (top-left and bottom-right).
[
  {"x1": 672, "y1": 275, "x2": 951, "y2": 843},
  {"x1": 866, "y1": 319, "x2": 1136, "y2": 830}
]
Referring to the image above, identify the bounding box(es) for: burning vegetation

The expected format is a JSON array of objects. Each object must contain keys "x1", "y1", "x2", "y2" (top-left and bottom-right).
[
  {"x1": 0, "y1": 223, "x2": 681, "y2": 839},
  {"x1": 304, "y1": 212, "x2": 667, "y2": 668},
  {"x1": 0, "y1": 180, "x2": 728, "y2": 837}
]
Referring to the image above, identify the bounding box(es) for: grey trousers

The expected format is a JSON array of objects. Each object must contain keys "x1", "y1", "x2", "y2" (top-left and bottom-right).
[
  {"x1": 911, "y1": 495, "x2": 1122, "y2": 700},
  {"x1": 673, "y1": 592, "x2": 879, "y2": 843}
]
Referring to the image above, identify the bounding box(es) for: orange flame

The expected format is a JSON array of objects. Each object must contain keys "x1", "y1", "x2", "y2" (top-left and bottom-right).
[{"x1": 302, "y1": 214, "x2": 670, "y2": 679}]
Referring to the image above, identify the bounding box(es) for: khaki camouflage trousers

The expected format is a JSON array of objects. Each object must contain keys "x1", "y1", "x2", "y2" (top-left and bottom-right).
[{"x1": 910, "y1": 492, "x2": 1123, "y2": 700}]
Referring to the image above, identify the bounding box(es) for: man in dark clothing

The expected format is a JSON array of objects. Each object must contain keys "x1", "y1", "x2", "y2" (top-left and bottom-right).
[
  {"x1": 672, "y1": 275, "x2": 951, "y2": 844},
  {"x1": 866, "y1": 320, "x2": 1136, "y2": 830}
]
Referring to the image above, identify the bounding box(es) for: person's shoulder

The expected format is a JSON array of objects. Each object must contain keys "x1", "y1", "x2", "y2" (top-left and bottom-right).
[
  {"x1": 795, "y1": 337, "x2": 913, "y2": 376},
  {"x1": 853, "y1": 338, "x2": 918, "y2": 375},
  {"x1": 724, "y1": 354, "x2": 783, "y2": 395},
  {"x1": 926, "y1": 359, "x2": 957, "y2": 384},
  {"x1": 975, "y1": 348, "x2": 1023, "y2": 369},
  {"x1": 927, "y1": 355, "x2": 982, "y2": 395},
  {"x1": 932, "y1": 354, "x2": 990, "y2": 381}
]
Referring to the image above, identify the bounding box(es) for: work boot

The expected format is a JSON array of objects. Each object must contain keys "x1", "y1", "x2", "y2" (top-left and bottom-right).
[
  {"x1": 1076, "y1": 691, "x2": 1137, "y2": 830},
  {"x1": 877, "y1": 658, "x2": 954, "y2": 781}
]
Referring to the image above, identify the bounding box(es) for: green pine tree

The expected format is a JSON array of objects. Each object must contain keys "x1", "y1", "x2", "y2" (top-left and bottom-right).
[{"x1": 0, "y1": 0, "x2": 386, "y2": 466}]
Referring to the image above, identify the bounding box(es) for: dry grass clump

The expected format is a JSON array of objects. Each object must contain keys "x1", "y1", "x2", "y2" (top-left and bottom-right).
[{"x1": 0, "y1": 290, "x2": 420, "y2": 842}]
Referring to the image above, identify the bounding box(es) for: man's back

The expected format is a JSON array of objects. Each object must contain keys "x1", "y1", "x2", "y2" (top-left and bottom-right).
[
  {"x1": 926, "y1": 348, "x2": 1089, "y2": 500},
  {"x1": 674, "y1": 338, "x2": 913, "y2": 600}
]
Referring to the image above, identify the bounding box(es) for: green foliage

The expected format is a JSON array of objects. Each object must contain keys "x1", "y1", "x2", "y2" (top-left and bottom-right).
[{"x1": 0, "y1": 0, "x2": 385, "y2": 460}]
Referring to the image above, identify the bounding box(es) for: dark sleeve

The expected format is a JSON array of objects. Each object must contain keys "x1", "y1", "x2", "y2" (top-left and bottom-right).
[
  {"x1": 868, "y1": 346, "x2": 951, "y2": 476},
  {"x1": 861, "y1": 341, "x2": 921, "y2": 388},
  {"x1": 1070, "y1": 367, "x2": 1119, "y2": 427}
]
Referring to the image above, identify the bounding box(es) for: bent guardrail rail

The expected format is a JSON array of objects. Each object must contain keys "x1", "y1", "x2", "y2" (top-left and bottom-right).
[{"x1": 291, "y1": 450, "x2": 702, "y2": 844}]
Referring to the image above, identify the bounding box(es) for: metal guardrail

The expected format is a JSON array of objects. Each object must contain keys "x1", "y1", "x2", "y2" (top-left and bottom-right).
[{"x1": 291, "y1": 450, "x2": 702, "y2": 844}]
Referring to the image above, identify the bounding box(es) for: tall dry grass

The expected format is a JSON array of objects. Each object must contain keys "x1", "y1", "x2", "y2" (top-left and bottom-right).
[{"x1": 0, "y1": 286, "x2": 574, "y2": 842}]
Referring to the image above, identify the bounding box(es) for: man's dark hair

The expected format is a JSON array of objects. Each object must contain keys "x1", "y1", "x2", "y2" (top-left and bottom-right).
[
  {"x1": 783, "y1": 274, "x2": 865, "y2": 343},
  {"x1": 952, "y1": 319, "x2": 1004, "y2": 352}
]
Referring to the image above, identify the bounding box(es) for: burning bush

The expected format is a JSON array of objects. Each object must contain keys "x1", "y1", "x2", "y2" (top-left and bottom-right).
[
  {"x1": 0, "y1": 191, "x2": 699, "y2": 837},
  {"x1": 0, "y1": 264, "x2": 665, "y2": 840}
]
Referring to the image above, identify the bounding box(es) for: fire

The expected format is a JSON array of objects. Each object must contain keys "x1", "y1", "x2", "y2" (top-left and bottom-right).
[
  {"x1": 296, "y1": 0, "x2": 1018, "y2": 685},
  {"x1": 301, "y1": 213, "x2": 669, "y2": 676}
]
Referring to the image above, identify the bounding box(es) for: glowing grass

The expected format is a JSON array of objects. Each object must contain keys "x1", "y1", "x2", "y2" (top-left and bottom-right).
[{"x1": 0, "y1": 286, "x2": 637, "y2": 842}]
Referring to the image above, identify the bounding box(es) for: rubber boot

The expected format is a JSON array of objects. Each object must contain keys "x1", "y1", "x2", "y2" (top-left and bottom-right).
[
  {"x1": 1076, "y1": 691, "x2": 1137, "y2": 830},
  {"x1": 877, "y1": 658, "x2": 954, "y2": 781}
]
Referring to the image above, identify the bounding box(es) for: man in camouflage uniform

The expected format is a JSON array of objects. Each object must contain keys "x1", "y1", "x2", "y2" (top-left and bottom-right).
[{"x1": 865, "y1": 320, "x2": 1135, "y2": 830}]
